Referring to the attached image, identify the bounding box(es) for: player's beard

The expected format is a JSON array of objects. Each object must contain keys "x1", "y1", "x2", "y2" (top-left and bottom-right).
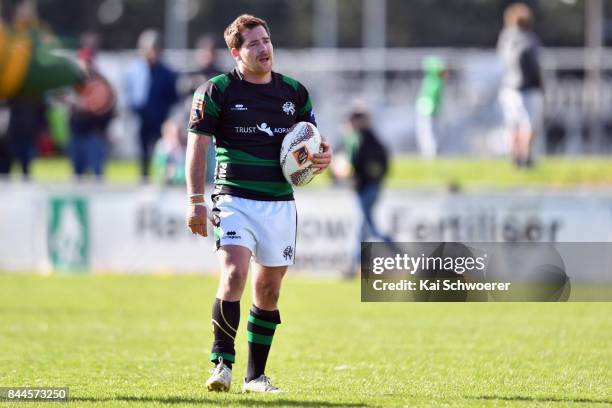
[{"x1": 255, "y1": 52, "x2": 273, "y2": 74}]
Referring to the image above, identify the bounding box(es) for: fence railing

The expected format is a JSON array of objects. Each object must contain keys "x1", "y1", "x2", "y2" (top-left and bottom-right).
[{"x1": 95, "y1": 48, "x2": 612, "y2": 157}]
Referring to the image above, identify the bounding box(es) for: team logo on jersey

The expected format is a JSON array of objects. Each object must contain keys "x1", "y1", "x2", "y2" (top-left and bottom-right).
[
  {"x1": 282, "y1": 101, "x2": 295, "y2": 115},
  {"x1": 256, "y1": 122, "x2": 274, "y2": 136}
]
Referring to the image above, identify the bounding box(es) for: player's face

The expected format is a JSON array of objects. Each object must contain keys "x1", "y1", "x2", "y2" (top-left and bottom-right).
[{"x1": 236, "y1": 25, "x2": 273, "y2": 76}]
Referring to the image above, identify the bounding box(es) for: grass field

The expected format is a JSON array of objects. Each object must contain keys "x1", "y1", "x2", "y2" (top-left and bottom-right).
[
  {"x1": 1, "y1": 274, "x2": 610, "y2": 407},
  {"x1": 15, "y1": 156, "x2": 612, "y2": 189}
]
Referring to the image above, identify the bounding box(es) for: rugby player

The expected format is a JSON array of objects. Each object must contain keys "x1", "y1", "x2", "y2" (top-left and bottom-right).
[{"x1": 185, "y1": 14, "x2": 332, "y2": 393}]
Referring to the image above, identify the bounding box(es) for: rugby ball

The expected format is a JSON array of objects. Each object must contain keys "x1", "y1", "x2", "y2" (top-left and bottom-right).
[{"x1": 280, "y1": 122, "x2": 322, "y2": 186}]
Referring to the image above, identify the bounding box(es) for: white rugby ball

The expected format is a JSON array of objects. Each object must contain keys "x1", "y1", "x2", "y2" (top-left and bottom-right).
[{"x1": 280, "y1": 122, "x2": 322, "y2": 186}]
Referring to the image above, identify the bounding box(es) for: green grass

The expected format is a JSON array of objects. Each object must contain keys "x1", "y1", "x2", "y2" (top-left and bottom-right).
[
  {"x1": 1, "y1": 274, "x2": 610, "y2": 407},
  {"x1": 386, "y1": 156, "x2": 612, "y2": 190},
  {"x1": 14, "y1": 156, "x2": 612, "y2": 189},
  {"x1": 21, "y1": 159, "x2": 140, "y2": 184}
]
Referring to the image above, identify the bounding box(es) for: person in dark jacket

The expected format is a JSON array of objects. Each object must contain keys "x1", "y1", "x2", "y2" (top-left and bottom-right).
[
  {"x1": 5, "y1": 96, "x2": 46, "y2": 179},
  {"x1": 341, "y1": 107, "x2": 394, "y2": 277},
  {"x1": 126, "y1": 29, "x2": 178, "y2": 182},
  {"x1": 68, "y1": 47, "x2": 115, "y2": 180}
]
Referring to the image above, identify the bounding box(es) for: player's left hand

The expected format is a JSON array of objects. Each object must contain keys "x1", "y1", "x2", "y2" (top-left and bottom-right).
[{"x1": 311, "y1": 139, "x2": 333, "y2": 175}]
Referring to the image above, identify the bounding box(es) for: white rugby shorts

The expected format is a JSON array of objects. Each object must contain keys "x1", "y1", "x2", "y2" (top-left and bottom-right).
[
  {"x1": 499, "y1": 87, "x2": 543, "y2": 134},
  {"x1": 211, "y1": 195, "x2": 297, "y2": 267}
]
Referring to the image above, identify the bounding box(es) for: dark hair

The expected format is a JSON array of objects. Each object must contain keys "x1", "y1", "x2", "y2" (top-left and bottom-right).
[{"x1": 223, "y1": 14, "x2": 270, "y2": 50}]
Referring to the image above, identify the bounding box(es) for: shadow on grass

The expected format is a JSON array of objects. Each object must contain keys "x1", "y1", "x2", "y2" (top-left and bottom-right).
[
  {"x1": 472, "y1": 395, "x2": 611, "y2": 405},
  {"x1": 71, "y1": 395, "x2": 369, "y2": 407}
]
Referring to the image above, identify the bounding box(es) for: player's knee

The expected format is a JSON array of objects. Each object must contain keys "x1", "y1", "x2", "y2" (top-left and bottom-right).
[
  {"x1": 255, "y1": 282, "x2": 280, "y2": 304},
  {"x1": 222, "y1": 265, "x2": 247, "y2": 291}
]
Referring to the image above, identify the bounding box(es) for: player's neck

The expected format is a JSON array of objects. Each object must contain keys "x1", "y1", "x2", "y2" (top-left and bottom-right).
[{"x1": 238, "y1": 65, "x2": 272, "y2": 84}]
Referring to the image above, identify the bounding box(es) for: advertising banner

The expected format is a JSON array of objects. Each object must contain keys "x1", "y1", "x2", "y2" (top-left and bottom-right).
[{"x1": 1, "y1": 183, "x2": 611, "y2": 279}]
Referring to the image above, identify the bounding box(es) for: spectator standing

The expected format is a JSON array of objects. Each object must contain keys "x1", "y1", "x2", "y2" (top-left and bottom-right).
[
  {"x1": 339, "y1": 107, "x2": 393, "y2": 277},
  {"x1": 5, "y1": 96, "x2": 45, "y2": 179},
  {"x1": 497, "y1": 2, "x2": 544, "y2": 168},
  {"x1": 127, "y1": 29, "x2": 178, "y2": 182},
  {"x1": 415, "y1": 56, "x2": 447, "y2": 158},
  {"x1": 68, "y1": 46, "x2": 115, "y2": 180}
]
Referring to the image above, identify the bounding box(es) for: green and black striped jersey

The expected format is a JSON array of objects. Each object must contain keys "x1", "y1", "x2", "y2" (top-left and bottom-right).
[{"x1": 187, "y1": 67, "x2": 316, "y2": 201}]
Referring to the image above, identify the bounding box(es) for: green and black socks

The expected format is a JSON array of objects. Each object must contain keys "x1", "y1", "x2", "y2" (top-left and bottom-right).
[
  {"x1": 210, "y1": 298, "x2": 240, "y2": 369},
  {"x1": 210, "y1": 300, "x2": 280, "y2": 379},
  {"x1": 246, "y1": 305, "x2": 281, "y2": 382}
]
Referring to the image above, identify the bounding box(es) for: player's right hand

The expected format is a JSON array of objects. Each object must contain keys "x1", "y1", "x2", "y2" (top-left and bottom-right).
[{"x1": 186, "y1": 204, "x2": 208, "y2": 237}]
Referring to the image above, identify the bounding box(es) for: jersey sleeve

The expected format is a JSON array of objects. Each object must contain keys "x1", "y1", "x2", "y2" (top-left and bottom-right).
[
  {"x1": 296, "y1": 83, "x2": 317, "y2": 126},
  {"x1": 187, "y1": 81, "x2": 223, "y2": 137}
]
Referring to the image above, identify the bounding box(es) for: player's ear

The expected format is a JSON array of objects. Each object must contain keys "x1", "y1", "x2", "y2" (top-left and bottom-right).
[{"x1": 230, "y1": 47, "x2": 241, "y2": 62}]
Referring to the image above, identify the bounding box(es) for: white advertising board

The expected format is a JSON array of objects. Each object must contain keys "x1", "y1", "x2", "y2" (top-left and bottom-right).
[{"x1": 1, "y1": 183, "x2": 611, "y2": 277}]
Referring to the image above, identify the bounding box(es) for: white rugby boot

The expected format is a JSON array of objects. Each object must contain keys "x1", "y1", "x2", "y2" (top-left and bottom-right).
[
  {"x1": 205, "y1": 358, "x2": 232, "y2": 392},
  {"x1": 242, "y1": 374, "x2": 283, "y2": 394}
]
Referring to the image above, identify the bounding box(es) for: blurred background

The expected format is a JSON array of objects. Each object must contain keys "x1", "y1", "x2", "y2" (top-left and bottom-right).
[{"x1": 0, "y1": 0, "x2": 611, "y2": 277}]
